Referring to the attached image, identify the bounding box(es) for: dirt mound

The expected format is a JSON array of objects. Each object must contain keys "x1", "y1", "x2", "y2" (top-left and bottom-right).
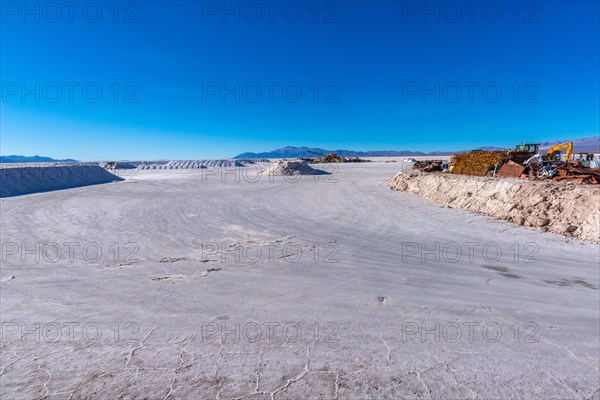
[
  {"x1": 260, "y1": 160, "x2": 327, "y2": 176},
  {"x1": 389, "y1": 171, "x2": 600, "y2": 243},
  {"x1": 450, "y1": 151, "x2": 507, "y2": 176},
  {"x1": 0, "y1": 165, "x2": 123, "y2": 197}
]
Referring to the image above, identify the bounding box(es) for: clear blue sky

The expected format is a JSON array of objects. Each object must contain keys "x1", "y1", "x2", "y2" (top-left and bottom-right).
[{"x1": 1, "y1": 0, "x2": 599, "y2": 160}]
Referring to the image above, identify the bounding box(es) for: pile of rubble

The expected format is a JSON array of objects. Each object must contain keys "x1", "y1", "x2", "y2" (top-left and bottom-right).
[
  {"x1": 448, "y1": 150, "x2": 600, "y2": 185},
  {"x1": 510, "y1": 158, "x2": 600, "y2": 184},
  {"x1": 551, "y1": 163, "x2": 600, "y2": 184},
  {"x1": 413, "y1": 160, "x2": 445, "y2": 172}
]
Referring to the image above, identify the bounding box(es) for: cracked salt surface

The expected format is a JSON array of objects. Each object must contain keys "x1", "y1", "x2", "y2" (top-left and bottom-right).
[{"x1": 1, "y1": 163, "x2": 599, "y2": 399}]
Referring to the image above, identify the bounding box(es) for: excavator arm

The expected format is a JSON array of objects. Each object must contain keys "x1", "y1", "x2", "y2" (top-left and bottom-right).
[{"x1": 546, "y1": 142, "x2": 573, "y2": 162}]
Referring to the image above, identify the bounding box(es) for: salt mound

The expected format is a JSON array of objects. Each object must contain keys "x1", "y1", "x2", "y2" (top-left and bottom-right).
[
  {"x1": 389, "y1": 171, "x2": 600, "y2": 243},
  {"x1": 138, "y1": 160, "x2": 247, "y2": 169},
  {"x1": 100, "y1": 161, "x2": 137, "y2": 169},
  {"x1": 1, "y1": 165, "x2": 124, "y2": 197},
  {"x1": 260, "y1": 160, "x2": 328, "y2": 176}
]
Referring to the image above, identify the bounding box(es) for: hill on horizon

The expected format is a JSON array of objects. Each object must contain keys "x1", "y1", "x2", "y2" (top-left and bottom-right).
[
  {"x1": 0, "y1": 155, "x2": 79, "y2": 163},
  {"x1": 4, "y1": 137, "x2": 598, "y2": 162},
  {"x1": 234, "y1": 136, "x2": 600, "y2": 159},
  {"x1": 234, "y1": 146, "x2": 450, "y2": 159}
]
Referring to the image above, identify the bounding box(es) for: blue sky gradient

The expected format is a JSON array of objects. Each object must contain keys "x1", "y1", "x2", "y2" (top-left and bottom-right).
[{"x1": 1, "y1": 1, "x2": 599, "y2": 160}]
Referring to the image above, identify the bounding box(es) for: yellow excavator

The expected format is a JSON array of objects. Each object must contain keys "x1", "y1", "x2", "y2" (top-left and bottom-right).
[{"x1": 546, "y1": 142, "x2": 573, "y2": 162}]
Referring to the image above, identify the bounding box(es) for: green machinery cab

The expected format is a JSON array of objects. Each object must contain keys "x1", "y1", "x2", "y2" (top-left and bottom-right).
[{"x1": 515, "y1": 143, "x2": 540, "y2": 154}]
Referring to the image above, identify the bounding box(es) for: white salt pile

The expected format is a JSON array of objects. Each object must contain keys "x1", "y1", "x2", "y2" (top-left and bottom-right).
[
  {"x1": 138, "y1": 160, "x2": 248, "y2": 169},
  {"x1": 0, "y1": 165, "x2": 123, "y2": 197},
  {"x1": 260, "y1": 160, "x2": 328, "y2": 176},
  {"x1": 100, "y1": 162, "x2": 137, "y2": 169}
]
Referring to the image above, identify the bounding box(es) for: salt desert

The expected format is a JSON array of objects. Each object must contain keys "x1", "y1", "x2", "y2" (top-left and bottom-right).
[{"x1": 1, "y1": 162, "x2": 599, "y2": 399}]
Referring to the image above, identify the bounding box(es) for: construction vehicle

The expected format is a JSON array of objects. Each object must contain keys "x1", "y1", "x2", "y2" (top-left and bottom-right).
[
  {"x1": 498, "y1": 143, "x2": 542, "y2": 167},
  {"x1": 515, "y1": 143, "x2": 540, "y2": 154},
  {"x1": 452, "y1": 139, "x2": 596, "y2": 182},
  {"x1": 521, "y1": 141, "x2": 574, "y2": 179},
  {"x1": 545, "y1": 142, "x2": 573, "y2": 162}
]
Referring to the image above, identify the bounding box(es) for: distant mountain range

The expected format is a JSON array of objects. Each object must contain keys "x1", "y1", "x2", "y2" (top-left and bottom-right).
[
  {"x1": 234, "y1": 136, "x2": 600, "y2": 159},
  {"x1": 3, "y1": 136, "x2": 598, "y2": 162},
  {"x1": 0, "y1": 155, "x2": 78, "y2": 163},
  {"x1": 234, "y1": 146, "x2": 454, "y2": 159},
  {"x1": 539, "y1": 136, "x2": 600, "y2": 152}
]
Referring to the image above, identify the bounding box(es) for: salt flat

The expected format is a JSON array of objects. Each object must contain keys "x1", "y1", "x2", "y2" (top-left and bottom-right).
[{"x1": 1, "y1": 163, "x2": 598, "y2": 399}]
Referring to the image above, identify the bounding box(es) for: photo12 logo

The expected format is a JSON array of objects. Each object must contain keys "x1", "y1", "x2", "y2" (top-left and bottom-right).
[
  {"x1": 401, "y1": 81, "x2": 539, "y2": 104},
  {"x1": 1, "y1": 321, "x2": 140, "y2": 344},
  {"x1": 1, "y1": 82, "x2": 140, "y2": 104},
  {"x1": 400, "y1": 1, "x2": 540, "y2": 24},
  {"x1": 200, "y1": 1, "x2": 340, "y2": 24},
  {"x1": 400, "y1": 241, "x2": 540, "y2": 264},
  {"x1": 0, "y1": 163, "x2": 139, "y2": 186},
  {"x1": 400, "y1": 321, "x2": 540, "y2": 344},
  {"x1": 201, "y1": 81, "x2": 339, "y2": 104},
  {"x1": 201, "y1": 321, "x2": 339, "y2": 344},
  {"x1": 1, "y1": 242, "x2": 139, "y2": 265},
  {"x1": 1, "y1": 1, "x2": 140, "y2": 23},
  {"x1": 201, "y1": 240, "x2": 339, "y2": 264}
]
